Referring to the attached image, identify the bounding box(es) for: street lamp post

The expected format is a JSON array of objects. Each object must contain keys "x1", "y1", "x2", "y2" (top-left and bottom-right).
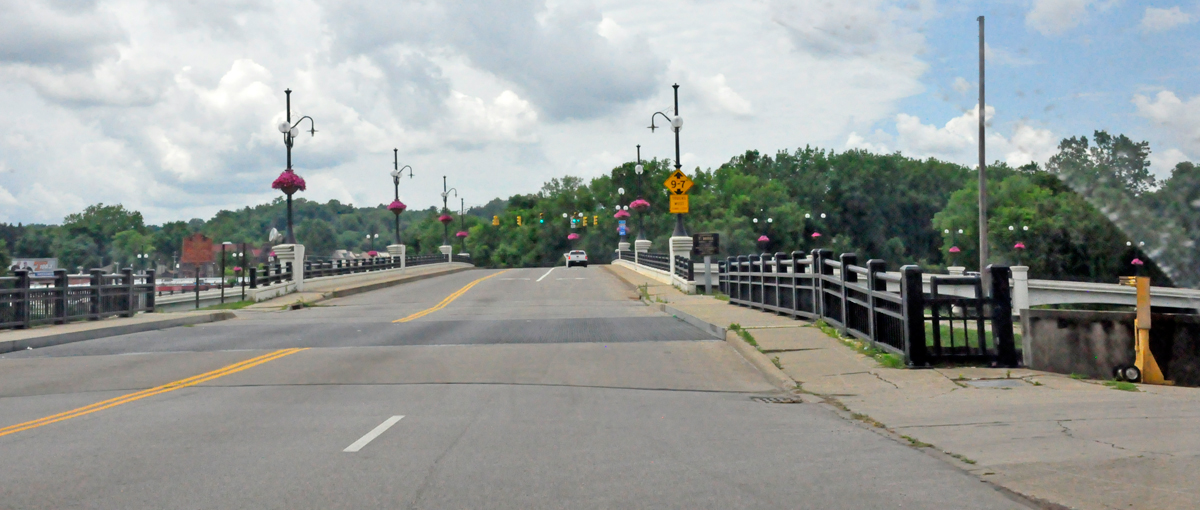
[
  {"x1": 273, "y1": 89, "x2": 317, "y2": 245},
  {"x1": 390, "y1": 149, "x2": 413, "y2": 246},
  {"x1": 649, "y1": 84, "x2": 686, "y2": 237},
  {"x1": 440, "y1": 176, "x2": 458, "y2": 253},
  {"x1": 219, "y1": 242, "x2": 232, "y2": 304}
]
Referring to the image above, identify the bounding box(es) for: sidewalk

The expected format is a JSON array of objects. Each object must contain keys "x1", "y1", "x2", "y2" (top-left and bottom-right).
[
  {"x1": 606, "y1": 264, "x2": 1200, "y2": 510},
  {"x1": 239, "y1": 262, "x2": 474, "y2": 312},
  {"x1": 0, "y1": 311, "x2": 234, "y2": 354}
]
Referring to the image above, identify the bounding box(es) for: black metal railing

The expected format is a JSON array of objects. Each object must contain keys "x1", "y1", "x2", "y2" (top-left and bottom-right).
[
  {"x1": 720, "y1": 249, "x2": 1017, "y2": 367},
  {"x1": 408, "y1": 254, "x2": 447, "y2": 267},
  {"x1": 451, "y1": 254, "x2": 472, "y2": 264},
  {"x1": 0, "y1": 268, "x2": 155, "y2": 331},
  {"x1": 673, "y1": 255, "x2": 694, "y2": 281},
  {"x1": 637, "y1": 252, "x2": 671, "y2": 272},
  {"x1": 247, "y1": 254, "x2": 466, "y2": 289}
]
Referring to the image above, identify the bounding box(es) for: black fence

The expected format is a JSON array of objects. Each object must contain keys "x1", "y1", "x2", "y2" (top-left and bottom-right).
[
  {"x1": 451, "y1": 254, "x2": 472, "y2": 264},
  {"x1": 720, "y1": 249, "x2": 1017, "y2": 367},
  {"x1": 247, "y1": 254, "x2": 462, "y2": 289},
  {"x1": 0, "y1": 269, "x2": 156, "y2": 331},
  {"x1": 674, "y1": 255, "x2": 694, "y2": 281}
]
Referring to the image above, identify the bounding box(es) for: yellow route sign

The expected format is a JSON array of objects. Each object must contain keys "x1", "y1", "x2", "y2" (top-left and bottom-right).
[
  {"x1": 664, "y1": 170, "x2": 693, "y2": 195},
  {"x1": 669, "y1": 195, "x2": 689, "y2": 213}
]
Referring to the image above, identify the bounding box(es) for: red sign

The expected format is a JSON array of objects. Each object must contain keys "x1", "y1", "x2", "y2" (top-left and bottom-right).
[{"x1": 180, "y1": 233, "x2": 214, "y2": 264}]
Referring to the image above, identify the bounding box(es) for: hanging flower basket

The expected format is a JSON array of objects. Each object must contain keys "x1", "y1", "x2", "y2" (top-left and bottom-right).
[
  {"x1": 271, "y1": 168, "x2": 307, "y2": 195},
  {"x1": 811, "y1": 232, "x2": 822, "y2": 239},
  {"x1": 567, "y1": 233, "x2": 580, "y2": 240},
  {"x1": 233, "y1": 266, "x2": 242, "y2": 273},
  {"x1": 629, "y1": 199, "x2": 651, "y2": 212},
  {"x1": 757, "y1": 235, "x2": 770, "y2": 242},
  {"x1": 438, "y1": 214, "x2": 453, "y2": 224},
  {"x1": 388, "y1": 200, "x2": 407, "y2": 215},
  {"x1": 1131, "y1": 258, "x2": 1144, "y2": 266},
  {"x1": 456, "y1": 231, "x2": 469, "y2": 238},
  {"x1": 1014, "y1": 242, "x2": 1026, "y2": 250},
  {"x1": 949, "y1": 246, "x2": 961, "y2": 253},
  {"x1": 367, "y1": 250, "x2": 378, "y2": 257},
  {"x1": 613, "y1": 209, "x2": 630, "y2": 219}
]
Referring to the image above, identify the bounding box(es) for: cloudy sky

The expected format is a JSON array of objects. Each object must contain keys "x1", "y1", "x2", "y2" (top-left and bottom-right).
[{"x1": 1, "y1": 0, "x2": 1197, "y2": 225}]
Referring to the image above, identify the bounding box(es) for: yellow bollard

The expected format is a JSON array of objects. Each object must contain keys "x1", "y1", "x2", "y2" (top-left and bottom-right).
[{"x1": 1119, "y1": 276, "x2": 1171, "y2": 385}]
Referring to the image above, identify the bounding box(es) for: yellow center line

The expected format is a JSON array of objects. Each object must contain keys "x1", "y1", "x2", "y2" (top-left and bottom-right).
[
  {"x1": 0, "y1": 348, "x2": 307, "y2": 438},
  {"x1": 393, "y1": 270, "x2": 510, "y2": 323}
]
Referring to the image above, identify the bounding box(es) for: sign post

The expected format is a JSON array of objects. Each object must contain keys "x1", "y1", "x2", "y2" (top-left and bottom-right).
[
  {"x1": 692, "y1": 233, "x2": 720, "y2": 294},
  {"x1": 181, "y1": 234, "x2": 214, "y2": 310}
]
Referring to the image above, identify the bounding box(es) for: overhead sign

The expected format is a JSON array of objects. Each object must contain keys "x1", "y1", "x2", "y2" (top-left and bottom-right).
[
  {"x1": 669, "y1": 195, "x2": 689, "y2": 214},
  {"x1": 692, "y1": 233, "x2": 720, "y2": 256},
  {"x1": 180, "y1": 233, "x2": 214, "y2": 264},
  {"x1": 663, "y1": 170, "x2": 694, "y2": 195}
]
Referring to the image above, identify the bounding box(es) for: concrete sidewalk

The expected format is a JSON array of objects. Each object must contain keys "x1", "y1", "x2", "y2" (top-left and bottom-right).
[
  {"x1": 0, "y1": 311, "x2": 235, "y2": 354},
  {"x1": 606, "y1": 263, "x2": 1200, "y2": 510}
]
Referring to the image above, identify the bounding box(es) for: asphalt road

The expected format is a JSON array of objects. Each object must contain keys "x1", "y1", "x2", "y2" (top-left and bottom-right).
[{"x1": 0, "y1": 265, "x2": 1031, "y2": 509}]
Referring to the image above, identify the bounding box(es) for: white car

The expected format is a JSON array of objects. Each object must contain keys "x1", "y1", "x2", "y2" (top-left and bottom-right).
[{"x1": 565, "y1": 250, "x2": 588, "y2": 268}]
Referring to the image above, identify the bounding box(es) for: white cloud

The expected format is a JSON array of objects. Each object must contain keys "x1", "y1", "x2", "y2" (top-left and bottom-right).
[
  {"x1": 1149, "y1": 148, "x2": 1191, "y2": 178},
  {"x1": 1026, "y1": 0, "x2": 1091, "y2": 36},
  {"x1": 952, "y1": 77, "x2": 970, "y2": 94},
  {"x1": 846, "y1": 106, "x2": 1059, "y2": 168},
  {"x1": 1133, "y1": 90, "x2": 1200, "y2": 173},
  {"x1": 984, "y1": 43, "x2": 1036, "y2": 67},
  {"x1": 1140, "y1": 6, "x2": 1193, "y2": 33},
  {"x1": 694, "y1": 74, "x2": 753, "y2": 116}
]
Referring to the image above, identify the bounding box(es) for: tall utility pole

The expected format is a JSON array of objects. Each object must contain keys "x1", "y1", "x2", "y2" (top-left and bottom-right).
[{"x1": 977, "y1": 16, "x2": 989, "y2": 277}]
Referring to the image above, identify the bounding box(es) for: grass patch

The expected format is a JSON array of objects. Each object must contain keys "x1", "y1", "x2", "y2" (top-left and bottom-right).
[
  {"x1": 1069, "y1": 373, "x2": 1087, "y2": 380},
  {"x1": 947, "y1": 452, "x2": 977, "y2": 465},
  {"x1": 201, "y1": 300, "x2": 255, "y2": 311},
  {"x1": 728, "y1": 323, "x2": 760, "y2": 349},
  {"x1": 637, "y1": 284, "x2": 650, "y2": 301},
  {"x1": 713, "y1": 292, "x2": 730, "y2": 302},
  {"x1": 1103, "y1": 380, "x2": 1139, "y2": 392},
  {"x1": 850, "y1": 412, "x2": 886, "y2": 428},
  {"x1": 771, "y1": 356, "x2": 783, "y2": 370},
  {"x1": 814, "y1": 319, "x2": 905, "y2": 369},
  {"x1": 901, "y1": 435, "x2": 932, "y2": 448}
]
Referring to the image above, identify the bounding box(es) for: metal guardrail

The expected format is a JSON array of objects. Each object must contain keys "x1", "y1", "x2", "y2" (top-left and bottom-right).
[
  {"x1": 674, "y1": 255, "x2": 693, "y2": 281},
  {"x1": 0, "y1": 269, "x2": 155, "y2": 330},
  {"x1": 638, "y1": 252, "x2": 671, "y2": 272},
  {"x1": 720, "y1": 250, "x2": 1017, "y2": 367},
  {"x1": 245, "y1": 254, "x2": 459, "y2": 289}
]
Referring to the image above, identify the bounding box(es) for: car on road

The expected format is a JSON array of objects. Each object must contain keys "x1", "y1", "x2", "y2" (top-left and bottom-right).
[{"x1": 565, "y1": 250, "x2": 588, "y2": 268}]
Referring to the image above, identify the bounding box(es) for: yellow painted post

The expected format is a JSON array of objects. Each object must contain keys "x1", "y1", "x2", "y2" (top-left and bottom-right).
[{"x1": 1121, "y1": 275, "x2": 1169, "y2": 385}]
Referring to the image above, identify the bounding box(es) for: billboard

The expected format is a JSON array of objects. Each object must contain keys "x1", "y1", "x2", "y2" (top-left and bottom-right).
[{"x1": 11, "y1": 258, "x2": 58, "y2": 272}]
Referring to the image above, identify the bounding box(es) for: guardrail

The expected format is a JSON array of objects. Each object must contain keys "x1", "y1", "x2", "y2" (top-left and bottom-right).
[
  {"x1": 673, "y1": 255, "x2": 694, "y2": 282},
  {"x1": 0, "y1": 268, "x2": 156, "y2": 330},
  {"x1": 720, "y1": 250, "x2": 1017, "y2": 367}
]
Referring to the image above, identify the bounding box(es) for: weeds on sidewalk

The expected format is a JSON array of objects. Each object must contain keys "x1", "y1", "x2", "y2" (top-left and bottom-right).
[
  {"x1": 712, "y1": 292, "x2": 730, "y2": 302},
  {"x1": 901, "y1": 435, "x2": 932, "y2": 448},
  {"x1": 728, "y1": 323, "x2": 761, "y2": 349},
  {"x1": 1069, "y1": 373, "x2": 1087, "y2": 380},
  {"x1": 947, "y1": 452, "x2": 977, "y2": 465},
  {"x1": 637, "y1": 284, "x2": 650, "y2": 300},
  {"x1": 202, "y1": 300, "x2": 254, "y2": 311},
  {"x1": 813, "y1": 319, "x2": 904, "y2": 369},
  {"x1": 771, "y1": 356, "x2": 783, "y2": 370},
  {"x1": 1103, "y1": 380, "x2": 1139, "y2": 392}
]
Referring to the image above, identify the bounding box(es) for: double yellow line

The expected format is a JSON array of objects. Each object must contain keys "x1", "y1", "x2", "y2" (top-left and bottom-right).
[
  {"x1": 0, "y1": 348, "x2": 306, "y2": 438},
  {"x1": 393, "y1": 270, "x2": 509, "y2": 323}
]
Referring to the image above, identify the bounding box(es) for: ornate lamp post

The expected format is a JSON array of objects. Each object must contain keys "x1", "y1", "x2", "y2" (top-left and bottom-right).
[
  {"x1": 456, "y1": 197, "x2": 470, "y2": 254},
  {"x1": 273, "y1": 89, "x2": 316, "y2": 245},
  {"x1": 649, "y1": 84, "x2": 686, "y2": 237},
  {"x1": 389, "y1": 148, "x2": 412, "y2": 246},
  {"x1": 439, "y1": 176, "x2": 458, "y2": 252}
]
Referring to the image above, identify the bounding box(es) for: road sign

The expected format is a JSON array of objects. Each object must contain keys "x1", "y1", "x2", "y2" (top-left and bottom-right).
[
  {"x1": 669, "y1": 194, "x2": 689, "y2": 213},
  {"x1": 618, "y1": 220, "x2": 627, "y2": 236},
  {"x1": 492, "y1": 215, "x2": 499, "y2": 226},
  {"x1": 692, "y1": 233, "x2": 719, "y2": 256},
  {"x1": 663, "y1": 170, "x2": 693, "y2": 195}
]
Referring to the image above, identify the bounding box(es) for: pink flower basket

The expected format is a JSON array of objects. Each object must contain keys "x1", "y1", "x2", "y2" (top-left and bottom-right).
[
  {"x1": 757, "y1": 235, "x2": 770, "y2": 242},
  {"x1": 271, "y1": 168, "x2": 306, "y2": 195},
  {"x1": 456, "y1": 231, "x2": 469, "y2": 238},
  {"x1": 438, "y1": 214, "x2": 453, "y2": 224},
  {"x1": 1014, "y1": 242, "x2": 1026, "y2": 250},
  {"x1": 388, "y1": 200, "x2": 407, "y2": 214},
  {"x1": 949, "y1": 246, "x2": 961, "y2": 253},
  {"x1": 367, "y1": 250, "x2": 378, "y2": 257},
  {"x1": 613, "y1": 210, "x2": 631, "y2": 219},
  {"x1": 233, "y1": 266, "x2": 242, "y2": 273},
  {"x1": 629, "y1": 199, "x2": 651, "y2": 212},
  {"x1": 1131, "y1": 258, "x2": 1144, "y2": 266},
  {"x1": 811, "y1": 232, "x2": 822, "y2": 239},
  {"x1": 567, "y1": 233, "x2": 580, "y2": 240}
]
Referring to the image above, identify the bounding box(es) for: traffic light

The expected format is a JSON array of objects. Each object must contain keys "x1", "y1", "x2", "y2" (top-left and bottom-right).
[
  {"x1": 539, "y1": 212, "x2": 544, "y2": 224},
  {"x1": 593, "y1": 215, "x2": 598, "y2": 226},
  {"x1": 517, "y1": 215, "x2": 522, "y2": 226},
  {"x1": 582, "y1": 216, "x2": 588, "y2": 227},
  {"x1": 492, "y1": 215, "x2": 499, "y2": 226}
]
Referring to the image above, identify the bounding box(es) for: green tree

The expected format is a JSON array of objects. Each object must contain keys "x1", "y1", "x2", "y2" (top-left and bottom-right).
[
  {"x1": 297, "y1": 218, "x2": 337, "y2": 257},
  {"x1": 62, "y1": 204, "x2": 145, "y2": 258}
]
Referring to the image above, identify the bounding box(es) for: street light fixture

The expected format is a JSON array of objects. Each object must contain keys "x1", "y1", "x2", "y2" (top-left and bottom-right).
[
  {"x1": 648, "y1": 84, "x2": 686, "y2": 237},
  {"x1": 440, "y1": 176, "x2": 458, "y2": 247},
  {"x1": 272, "y1": 89, "x2": 317, "y2": 245}
]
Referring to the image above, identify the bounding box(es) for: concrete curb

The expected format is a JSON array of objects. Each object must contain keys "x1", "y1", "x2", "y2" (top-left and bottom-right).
[
  {"x1": 609, "y1": 264, "x2": 798, "y2": 393},
  {"x1": 326, "y1": 266, "x2": 476, "y2": 299},
  {"x1": 0, "y1": 311, "x2": 236, "y2": 354}
]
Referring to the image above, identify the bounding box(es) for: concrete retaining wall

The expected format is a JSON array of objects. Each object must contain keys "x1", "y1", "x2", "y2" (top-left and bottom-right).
[{"x1": 1021, "y1": 309, "x2": 1200, "y2": 386}]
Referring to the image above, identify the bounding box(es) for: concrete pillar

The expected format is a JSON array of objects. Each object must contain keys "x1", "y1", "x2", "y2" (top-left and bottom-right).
[
  {"x1": 634, "y1": 239, "x2": 652, "y2": 253},
  {"x1": 273, "y1": 243, "x2": 305, "y2": 291},
  {"x1": 1012, "y1": 265, "x2": 1030, "y2": 315},
  {"x1": 668, "y1": 235, "x2": 693, "y2": 280},
  {"x1": 439, "y1": 245, "x2": 452, "y2": 262},
  {"x1": 617, "y1": 241, "x2": 631, "y2": 252},
  {"x1": 947, "y1": 266, "x2": 966, "y2": 276},
  {"x1": 387, "y1": 244, "x2": 406, "y2": 270}
]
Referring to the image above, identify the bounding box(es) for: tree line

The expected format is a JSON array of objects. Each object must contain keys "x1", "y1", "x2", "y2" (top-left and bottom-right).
[{"x1": 1, "y1": 130, "x2": 1191, "y2": 287}]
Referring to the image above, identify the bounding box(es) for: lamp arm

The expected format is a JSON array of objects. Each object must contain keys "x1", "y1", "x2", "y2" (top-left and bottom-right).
[{"x1": 648, "y1": 111, "x2": 672, "y2": 133}]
